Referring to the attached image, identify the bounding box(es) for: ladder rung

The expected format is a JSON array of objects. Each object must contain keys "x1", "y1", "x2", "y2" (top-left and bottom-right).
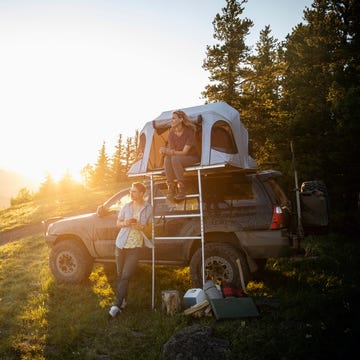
[
  {"x1": 185, "y1": 163, "x2": 226, "y2": 171},
  {"x1": 154, "y1": 213, "x2": 201, "y2": 219},
  {"x1": 154, "y1": 194, "x2": 199, "y2": 200},
  {"x1": 154, "y1": 236, "x2": 202, "y2": 240}
]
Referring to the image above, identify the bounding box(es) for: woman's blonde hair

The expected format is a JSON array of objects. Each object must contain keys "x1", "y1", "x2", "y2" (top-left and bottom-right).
[{"x1": 172, "y1": 110, "x2": 197, "y2": 131}]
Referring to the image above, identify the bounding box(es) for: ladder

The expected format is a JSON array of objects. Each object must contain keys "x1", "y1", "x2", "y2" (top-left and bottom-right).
[{"x1": 129, "y1": 163, "x2": 227, "y2": 309}]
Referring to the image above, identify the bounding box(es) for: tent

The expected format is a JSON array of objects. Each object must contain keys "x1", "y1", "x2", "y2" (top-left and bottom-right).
[{"x1": 128, "y1": 101, "x2": 257, "y2": 175}]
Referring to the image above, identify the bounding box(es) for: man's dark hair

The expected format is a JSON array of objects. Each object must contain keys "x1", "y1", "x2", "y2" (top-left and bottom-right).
[{"x1": 132, "y1": 182, "x2": 146, "y2": 194}]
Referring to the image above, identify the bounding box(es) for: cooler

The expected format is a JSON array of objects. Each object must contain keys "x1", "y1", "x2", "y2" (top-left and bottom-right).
[{"x1": 183, "y1": 288, "x2": 207, "y2": 308}]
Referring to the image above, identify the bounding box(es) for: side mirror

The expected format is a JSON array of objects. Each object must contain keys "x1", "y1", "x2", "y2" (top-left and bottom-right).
[{"x1": 96, "y1": 205, "x2": 107, "y2": 217}]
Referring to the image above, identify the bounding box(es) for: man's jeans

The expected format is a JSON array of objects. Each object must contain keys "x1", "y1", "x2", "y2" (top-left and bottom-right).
[
  {"x1": 164, "y1": 154, "x2": 199, "y2": 182},
  {"x1": 114, "y1": 247, "x2": 141, "y2": 307}
]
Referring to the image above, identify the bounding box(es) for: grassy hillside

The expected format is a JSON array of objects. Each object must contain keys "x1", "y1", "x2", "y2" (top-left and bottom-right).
[
  {"x1": 0, "y1": 185, "x2": 121, "y2": 232},
  {"x1": 0, "y1": 188, "x2": 359, "y2": 359}
]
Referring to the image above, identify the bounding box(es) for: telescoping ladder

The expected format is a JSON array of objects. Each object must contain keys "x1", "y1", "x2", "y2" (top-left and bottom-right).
[{"x1": 129, "y1": 163, "x2": 227, "y2": 309}]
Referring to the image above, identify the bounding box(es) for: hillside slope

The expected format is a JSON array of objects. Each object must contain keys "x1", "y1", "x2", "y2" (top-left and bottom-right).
[{"x1": 0, "y1": 169, "x2": 37, "y2": 208}]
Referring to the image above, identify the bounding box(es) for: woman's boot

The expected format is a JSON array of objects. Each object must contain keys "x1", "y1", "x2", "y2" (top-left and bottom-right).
[
  {"x1": 175, "y1": 181, "x2": 186, "y2": 202},
  {"x1": 166, "y1": 181, "x2": 177, "y2": 201}
]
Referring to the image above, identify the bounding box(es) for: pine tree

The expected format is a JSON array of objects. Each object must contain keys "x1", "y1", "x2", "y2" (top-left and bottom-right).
[
  {"x1": 80, "y1": 164, "x2": 94, "y2": 187},
  {"x1": 202, "y1": 0, "x2": 253, "y2": 109},
  {"x1": 123, "y1": 136, "x2": 136, "y2": 172},
  {"x1": 92, "y1": 142, "x2": 110, "y2": 187},
  {"x1": 111, "y1": 134, "x2": 126, "y2": 183},
  {"x1": 10, "y1": 188, "x2": 33, "y2": 206},
  {"x1": 36, "y1": 173, "x2": 57, "y2": 199},
  {"x1": 282, "y1": 0, "x2": 360, "y2": 211},
  {"x1": 58, "y1": 171, "x2": 81, "y2": 194},
  {"x1": 241, "y1": 25, "x2": 284, "y2": 167}
]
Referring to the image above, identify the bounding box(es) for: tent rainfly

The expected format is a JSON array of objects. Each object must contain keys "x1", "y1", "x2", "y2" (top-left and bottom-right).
[{"x1": 128, "y1": 101, "x2": 257, "y2": 175}]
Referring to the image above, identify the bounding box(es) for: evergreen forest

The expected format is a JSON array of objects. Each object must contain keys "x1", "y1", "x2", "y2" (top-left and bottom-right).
[{"x1": 11, "y1": 0, "x2": 359, "y2": 234}]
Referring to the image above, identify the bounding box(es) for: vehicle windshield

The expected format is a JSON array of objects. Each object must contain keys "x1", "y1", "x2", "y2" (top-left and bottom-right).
[
  {"x1": 105, "y1": 189, "x2": 151, "y2": 213},
  {"x1": 108, "y1": 194, "x2": 131, "y2": 212}
]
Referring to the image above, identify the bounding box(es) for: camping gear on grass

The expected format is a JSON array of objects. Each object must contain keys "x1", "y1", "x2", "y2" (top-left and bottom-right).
[
  {"x1": 183, "y1": 288, "x2": 207, "y2": 309},
  {"x1": 210, "y1": 297, "x2": 259, "y2": 320},
  {"x1": 183, "y1": 300, "x2": 212, "y2": 318},
  {"x1": 161, "y1": 290, "x2": 181, "y2": 316},
  {"x1": 204, "y1": 280, "x2": 223, "y2": 300}
]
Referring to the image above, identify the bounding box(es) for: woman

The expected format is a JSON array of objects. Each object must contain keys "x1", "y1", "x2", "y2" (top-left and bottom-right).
[
  {"x1": 160, "y1": 110, "x2": 200, "y2": 201},
  {"x1": 109, "y1": 182, "x2": 153, "y2": 318}
]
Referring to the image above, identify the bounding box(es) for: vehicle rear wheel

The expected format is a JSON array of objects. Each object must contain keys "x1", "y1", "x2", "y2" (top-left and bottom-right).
[
  {"x1": 49, "y1": 240, "x2": 93, "y2": 283},
  {"x1": 189, "y1": 242, "x2": 250, "y2": 288}
]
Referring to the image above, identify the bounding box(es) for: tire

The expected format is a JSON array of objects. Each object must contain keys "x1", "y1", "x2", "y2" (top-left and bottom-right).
[
  {"x1": 49, "y1": 240, "x2": 94, "y2": 283},
  {"x1": 189, "y1": 242, "x2": 250, "y2": 288}
]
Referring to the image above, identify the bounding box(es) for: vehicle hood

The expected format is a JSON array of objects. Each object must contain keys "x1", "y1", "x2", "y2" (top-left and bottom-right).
[{"x1": 46, "y1": 212, "x2": 97, "y2": 233}]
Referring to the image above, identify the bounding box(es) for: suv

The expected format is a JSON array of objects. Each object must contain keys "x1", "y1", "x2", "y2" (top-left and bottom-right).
[{"x1": 44, "y1": 169, "x2": 325, "y2": 286}]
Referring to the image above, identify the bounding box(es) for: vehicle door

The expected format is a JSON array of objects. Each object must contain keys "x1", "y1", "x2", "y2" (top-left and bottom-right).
[{"x1": 92, "y1": 189, "x2": 130, "y2": 259}]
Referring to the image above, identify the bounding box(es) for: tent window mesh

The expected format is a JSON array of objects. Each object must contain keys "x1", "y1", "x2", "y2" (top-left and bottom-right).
[{"x1": 211, "y1": 120, "x2": 238, "y2": 154}]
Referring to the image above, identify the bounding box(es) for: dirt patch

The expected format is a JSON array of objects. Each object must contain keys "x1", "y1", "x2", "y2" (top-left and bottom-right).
[{"x1": 0, "y1": 223, "x2": 43, "y2": 246}]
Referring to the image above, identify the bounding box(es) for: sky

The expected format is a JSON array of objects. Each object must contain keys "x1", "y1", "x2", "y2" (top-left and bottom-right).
[{"x1": 0, "y1": 0, "x2": 313, "y2": 188}]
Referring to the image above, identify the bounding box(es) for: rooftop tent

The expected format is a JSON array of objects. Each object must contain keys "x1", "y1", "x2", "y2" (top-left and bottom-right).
[{"x1": 128, "y1": 102, "x2": 257, "y2": 175}]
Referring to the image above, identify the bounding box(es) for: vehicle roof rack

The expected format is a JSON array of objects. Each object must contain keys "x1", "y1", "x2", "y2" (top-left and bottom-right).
[{"x1": 127, "y1": 162, "x2": 257, "y2": 179}]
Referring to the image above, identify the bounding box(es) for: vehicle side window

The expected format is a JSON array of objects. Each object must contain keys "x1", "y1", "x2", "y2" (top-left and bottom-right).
[
  {"x1": 153, "y1": 183, "x2": 199, "y2": 215},
  {"x1": 202, "y1": 175, "x2": 254, "y2": 210},
  {"x1": 222, "y1": 177, "x2": 254, "y2": 207}
]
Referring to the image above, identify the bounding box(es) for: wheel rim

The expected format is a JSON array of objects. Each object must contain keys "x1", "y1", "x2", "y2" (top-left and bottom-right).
[
  {"x1": 57, "y1": 251, "x2": 78, "y2": 275},
  {"x1": 205, "y1": 255, "x2": 234, "y2": 282}
]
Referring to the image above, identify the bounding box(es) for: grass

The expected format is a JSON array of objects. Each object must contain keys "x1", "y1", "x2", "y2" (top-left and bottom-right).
[
  {"x1": 0, "y1": 234, "x2": 192, "y2": 359},
  {"x1": 0, "y1": 190, "x2": 359, "y2": 359},
  {"x1": 0, "y1": 233, "x2": 359, "y2": 359}
]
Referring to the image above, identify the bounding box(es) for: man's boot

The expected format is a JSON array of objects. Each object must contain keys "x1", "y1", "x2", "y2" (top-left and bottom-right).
[
  {"x1": 166, "y1": 182, "x2": 177, "y2": 201},
  {"x1": 175, "y1": 181, "x2": 186, "y2": 202}
]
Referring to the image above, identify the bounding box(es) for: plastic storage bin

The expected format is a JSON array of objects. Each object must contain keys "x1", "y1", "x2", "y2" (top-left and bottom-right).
[{"x1": 183, "y1": 288, "x2": 207, "y2": 308}]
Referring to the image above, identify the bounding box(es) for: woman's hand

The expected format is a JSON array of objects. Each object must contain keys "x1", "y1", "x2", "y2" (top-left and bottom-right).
[
  {"x1": 122, "y1": 219, "x2": 144, "y2": 230},
  {"x1": 160, "y1": 147, "x2": 175, "y2": 156},
  {"x1": 118, "y1": 219, "x2": 136, "y2": 227},
  {"x1": 160, "y1": 146, "x2": 168, "y2": 155}
]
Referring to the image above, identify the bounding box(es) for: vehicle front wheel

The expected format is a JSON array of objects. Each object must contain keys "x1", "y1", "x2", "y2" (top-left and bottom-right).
[
  {"x1": 189, "y1": 242, "x2": 250, "y2": 288},
  {"x1": 49, "y1": 240, "x2": 94, "y2": 283}
]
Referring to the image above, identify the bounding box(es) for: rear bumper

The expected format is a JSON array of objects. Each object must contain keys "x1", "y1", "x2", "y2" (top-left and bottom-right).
[{"x1": 235, "y1": 229, "x2": 294, "y2": 258}]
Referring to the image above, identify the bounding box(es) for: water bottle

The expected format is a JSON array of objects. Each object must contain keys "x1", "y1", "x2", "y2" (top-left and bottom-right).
[{"x1": 204, "y1": 280, "x2": 223, "y2": 300}]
